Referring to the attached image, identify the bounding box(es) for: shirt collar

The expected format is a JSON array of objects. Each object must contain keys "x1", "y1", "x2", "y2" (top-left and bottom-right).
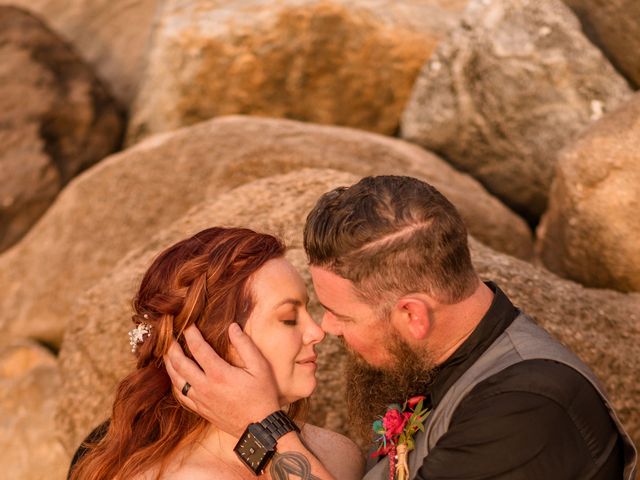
[{"x1": 425, "y1": 281, "x2": 520, "y2": 409}]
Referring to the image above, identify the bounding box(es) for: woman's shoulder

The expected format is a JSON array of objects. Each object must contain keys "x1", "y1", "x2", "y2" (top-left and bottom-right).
[{"x1": 301, "y1": 424, "x2": 365, "y2": 480}]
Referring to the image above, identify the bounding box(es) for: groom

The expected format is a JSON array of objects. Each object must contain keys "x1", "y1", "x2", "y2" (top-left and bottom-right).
[{"x1": 165, "y1": 175, "x2": 636, "y2": 479}]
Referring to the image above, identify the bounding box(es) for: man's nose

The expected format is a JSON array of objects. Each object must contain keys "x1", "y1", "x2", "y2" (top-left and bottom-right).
[{"x1": 320, "y1": 312, "x2": 342, "y2": 336}]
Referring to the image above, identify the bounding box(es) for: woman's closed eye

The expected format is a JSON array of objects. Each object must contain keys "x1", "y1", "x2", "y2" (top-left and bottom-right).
[{"x1": 282, "y1": 319, "x2": 297, "y2": 326}]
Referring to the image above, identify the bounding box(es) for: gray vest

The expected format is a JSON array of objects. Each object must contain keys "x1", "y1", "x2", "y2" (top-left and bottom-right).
[{"x1": 364, "y1": 314, "x2": 637, "y2": 479}]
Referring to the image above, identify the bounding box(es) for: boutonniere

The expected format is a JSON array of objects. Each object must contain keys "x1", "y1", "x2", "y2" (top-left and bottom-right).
[{"x1": 371, "y1": 395, "x2": 430, "y2": 480}]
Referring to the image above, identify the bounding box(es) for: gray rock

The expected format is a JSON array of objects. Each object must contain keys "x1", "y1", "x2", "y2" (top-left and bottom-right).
[
  {"x1": 0, "y1": 7, "x2": 124, "y2": 252},
  {"x1": 401, "y1": 0, "x2": 631, "y2": 220},
  {"x1": 563, "y1": 0, "x2": 640, "y2": 87},
  {"x1": 8, "y1": 0, "x2": 160, "y2": 106},
  {"x1": 127, "y1": 0, "x2": 466, "y2": 142}
]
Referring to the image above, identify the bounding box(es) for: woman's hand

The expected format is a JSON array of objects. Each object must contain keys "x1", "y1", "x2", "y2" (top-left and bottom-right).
[{"x1": 164, "y1": 323, "x2": 280, "y2": 437}]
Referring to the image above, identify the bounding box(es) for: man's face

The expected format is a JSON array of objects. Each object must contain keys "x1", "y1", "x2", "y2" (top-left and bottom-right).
[{"x1": 309, "y1": 265, "x2": 395, "y2": 368}]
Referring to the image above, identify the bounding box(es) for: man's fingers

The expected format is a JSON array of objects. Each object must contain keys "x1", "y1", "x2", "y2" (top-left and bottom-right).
[
  {"x1": 165, "y1": 339, "x2": 206, "y2": 386},
  {"x1": 171, "y1": 384, "x2": 198, "y2": 412},
  {"x1": 164, "y1": 348, "x2": 204, "y2": 414},
  {"x1": 164, "y1": 349, "x2": 185, "y2": 387},
  {"x1": 184, "y1": 325, "x2": 230, "y2": 376},
  {"x1": 228, "y1": 323, "x2": 269, "y2": 374}
]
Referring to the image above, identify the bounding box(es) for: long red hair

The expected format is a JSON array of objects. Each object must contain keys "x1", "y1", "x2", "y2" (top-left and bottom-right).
[{"x1": 70, "y1": 227, "x2": 304, "y2": 480}]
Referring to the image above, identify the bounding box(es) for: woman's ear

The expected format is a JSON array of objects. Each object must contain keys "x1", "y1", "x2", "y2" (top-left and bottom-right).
[{"x1": 393, "y1": 297, "x2": 431, "y2": 341}]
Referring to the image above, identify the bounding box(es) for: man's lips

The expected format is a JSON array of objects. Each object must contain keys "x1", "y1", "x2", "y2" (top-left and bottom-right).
[{"x1": 296, "y1": 356, "x2": 317, "y2": 365}]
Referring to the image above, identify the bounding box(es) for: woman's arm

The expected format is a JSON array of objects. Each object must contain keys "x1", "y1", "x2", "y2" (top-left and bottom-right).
[{"x1": 299, "y1": 424, "x2": 365, "y2": 480}]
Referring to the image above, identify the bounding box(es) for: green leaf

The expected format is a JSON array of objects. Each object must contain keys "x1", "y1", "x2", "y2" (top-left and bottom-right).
[{"x1": 406, "y1": 438, "x2": 415, "y2": 451}]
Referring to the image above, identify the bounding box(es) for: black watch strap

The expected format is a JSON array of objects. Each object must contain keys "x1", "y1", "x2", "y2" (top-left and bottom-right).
[{"x1": 260, "y1": 410, "x2": 299, "y2": 441}]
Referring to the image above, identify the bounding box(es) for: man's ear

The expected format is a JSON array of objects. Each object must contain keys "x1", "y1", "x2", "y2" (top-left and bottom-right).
[{"x1": 393, "y1": 296, "x2": 431, "y2": 341}]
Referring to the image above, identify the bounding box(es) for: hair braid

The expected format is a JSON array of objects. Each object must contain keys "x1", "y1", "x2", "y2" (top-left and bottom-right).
[{"x1": 70, "y1": 227, "x2": 291, "y2": 480}]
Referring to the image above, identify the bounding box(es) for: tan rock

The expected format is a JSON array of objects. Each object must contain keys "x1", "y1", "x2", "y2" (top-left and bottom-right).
[
  {"x1": 55, "y1": 170, "x2": 640, "y2": 457},
  {"x1": 537, "y1": 93, "x2": 640, "y2": 293},
  {"x1": 0, "y1": 115, "x2": 531, "y2": 347},
  {"x1": 0, "y1": 340, "x2": 67, "y2": 480},
  {"x1": 8, "y1": 0, "x2": 160, "y2": 106},
  {"x1": 0, "y1": 7, "x2": 124, "y2": 253},
  {"x1": 127, "y1": 0, "x2": 467, "y2": 142},
  {"x1": 401, "y1": 0, "x2": 631, "y2": 220},
  {"x1": 563, "y1": 0, "x2": 640, "y2": 87}
]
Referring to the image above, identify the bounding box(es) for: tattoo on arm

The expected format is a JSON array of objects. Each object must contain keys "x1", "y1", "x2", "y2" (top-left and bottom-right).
[{"x1": 269, "y1": 452, "x2": 321, "y2": 480}]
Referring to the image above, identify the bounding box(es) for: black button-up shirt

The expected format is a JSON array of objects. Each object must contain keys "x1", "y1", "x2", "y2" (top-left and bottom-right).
[{"x1": 416, "y1": 283, "x2": 624, "y2": 479}]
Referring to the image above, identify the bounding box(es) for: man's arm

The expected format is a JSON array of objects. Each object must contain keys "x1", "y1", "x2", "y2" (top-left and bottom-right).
[{"x1": 164, "y1": 324, "x2": 336, "y2": 479}]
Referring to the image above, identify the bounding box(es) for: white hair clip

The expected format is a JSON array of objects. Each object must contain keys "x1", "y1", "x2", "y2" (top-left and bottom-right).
[{"x1": 129, "y1": 314, "x2": 152, "y2": 353}]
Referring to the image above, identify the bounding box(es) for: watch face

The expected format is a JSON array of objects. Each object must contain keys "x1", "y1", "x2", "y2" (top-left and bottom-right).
[{"x1": 234, "y1": 430, "x2": 275, "y2": 474}]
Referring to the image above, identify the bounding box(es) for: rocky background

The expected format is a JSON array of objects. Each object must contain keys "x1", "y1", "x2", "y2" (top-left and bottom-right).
[{"x1": 0, "y1": 1, "x2": 637, "y2": 478}]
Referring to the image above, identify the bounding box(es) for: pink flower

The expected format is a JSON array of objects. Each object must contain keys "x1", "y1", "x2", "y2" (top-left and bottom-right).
[
  {"x1": 383, "y1": 408, "x2": 408, "y2": 439},
  {"x1": 407, "y1": 395, "x2": 426, "y2": 408}
]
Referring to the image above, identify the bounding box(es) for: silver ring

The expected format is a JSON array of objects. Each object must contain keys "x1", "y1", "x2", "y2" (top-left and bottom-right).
[{"x1": 181, "y1": 382, "x2": 191, "y2": 396}]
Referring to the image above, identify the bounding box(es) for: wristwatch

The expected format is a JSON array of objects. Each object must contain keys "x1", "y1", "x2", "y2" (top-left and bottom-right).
[{"x1": 233, "y1": 410, "x2": 300, "y2": 475}]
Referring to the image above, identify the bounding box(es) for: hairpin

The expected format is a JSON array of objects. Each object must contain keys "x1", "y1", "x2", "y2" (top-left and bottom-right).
[{"x1": 129, "y1": 314, "x2": 152, "y2": 353}]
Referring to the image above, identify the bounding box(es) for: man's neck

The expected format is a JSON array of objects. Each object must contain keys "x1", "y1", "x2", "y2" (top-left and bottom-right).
[{"x1": 430, "y1": 280, "x2": 495, "y2": 365}]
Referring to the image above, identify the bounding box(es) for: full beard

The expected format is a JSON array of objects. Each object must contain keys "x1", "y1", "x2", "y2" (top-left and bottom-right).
[{"x1": 345, "y1": 337, "x2": 437, "y2": 445}]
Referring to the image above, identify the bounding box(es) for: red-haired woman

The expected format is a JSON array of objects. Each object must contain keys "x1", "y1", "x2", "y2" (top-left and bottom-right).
[{"x1": 68, "y1": 227, "x2": 363, "y2": 480}]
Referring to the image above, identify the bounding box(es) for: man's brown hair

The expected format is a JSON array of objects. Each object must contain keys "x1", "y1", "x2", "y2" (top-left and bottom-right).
[{"x1": 303, "y1": 175, "x2": 478, "y2": 307}]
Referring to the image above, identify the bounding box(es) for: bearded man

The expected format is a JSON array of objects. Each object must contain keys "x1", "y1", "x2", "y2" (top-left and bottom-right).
[{"x1": 165, "y1": 175, "x2": 637, "y2": 479}]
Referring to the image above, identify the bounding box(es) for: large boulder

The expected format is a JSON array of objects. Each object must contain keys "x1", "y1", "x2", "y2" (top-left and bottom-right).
[
  {"x1": 563, "y1": 0, "x2": 640, "y2": 87},
  {"x1": 537, "y1": 93, "x2": 640, "y2": 293},
  {"x1": 7, "y1": 0, "x2": 160, "y2": 106},
  {"x1": 0, "y1": 115, "x2": 531, "y2": 347},
  {"x1": 401, "y1": 0, "x2": 631, "y2": 221},
  {"x1": 0, "y1": 339, "x2": 67, "y2": 480},
  {"x1": 126, "y1": 0, "x2": 467, "y2": 143},
  {"x1": 55, "y1": 170, "x2": 640, "y2": 458},
  {"x1": 0, "y1": 6, "x2": 124, "y2": 253}
]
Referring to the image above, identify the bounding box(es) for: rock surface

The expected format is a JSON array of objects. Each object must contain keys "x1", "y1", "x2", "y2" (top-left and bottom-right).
[
  {"x1": 0, "y1": 340, "x2": 67, "y2": 480},
  {"x1": 127, "y1": 0, "x2": 466, "y2": 142},
  {"x1": 55, "y1": 170, "x2": 640, "y2": 458},
  {"x1": 563, "y1": 0, "x2": 640, "y2": 87},
  {"x1": 0, "y1": 115, "x2": 531, "y2": 347},
  {"x1": 401, "y1": 0, "x2": 631, "y2": 220},
  {"x1": 537, "y1": 93, "x2": 640, "y2": 293},
  {"x1": 0, "y1": 6, "x2": 124, "y2": 253},
  {"x1": 8, "y1": 0, "x2": 160, "y2": 106}
]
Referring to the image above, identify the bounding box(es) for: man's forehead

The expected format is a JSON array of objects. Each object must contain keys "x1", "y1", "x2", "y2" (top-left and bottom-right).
[{"x1": 309, "y1": 266, "x2": 370, "y2": 312}]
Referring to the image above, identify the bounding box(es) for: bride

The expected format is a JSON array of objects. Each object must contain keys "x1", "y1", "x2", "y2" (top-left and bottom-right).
[{"x1": 68, "y1": 227, "x2": 364, "y2": 480}]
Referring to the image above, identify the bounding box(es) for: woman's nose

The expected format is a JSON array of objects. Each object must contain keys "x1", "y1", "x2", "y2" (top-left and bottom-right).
[{"x1": 303, "y1": 313, "x2": 326, "y2": 345}]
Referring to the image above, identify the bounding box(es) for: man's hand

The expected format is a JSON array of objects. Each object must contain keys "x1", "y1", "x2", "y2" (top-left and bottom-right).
[{"x1": 164, "y1": 323, "x2": 280, "y2": 438}]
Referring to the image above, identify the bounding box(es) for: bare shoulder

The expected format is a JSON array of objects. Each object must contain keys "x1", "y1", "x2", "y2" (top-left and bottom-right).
[{"x1": 301, "y1": 424, "x2": 365, "y2": 480}]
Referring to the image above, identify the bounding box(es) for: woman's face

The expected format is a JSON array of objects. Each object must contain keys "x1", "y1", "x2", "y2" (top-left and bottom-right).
[{"x1": 242, "y1": 257, "x2": 325, "y2": 406}]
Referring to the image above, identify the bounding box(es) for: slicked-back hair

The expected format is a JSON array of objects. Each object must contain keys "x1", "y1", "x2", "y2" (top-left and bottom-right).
[{"x1": 304, "y1": 176, "x2": 478, "y2": 308}]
